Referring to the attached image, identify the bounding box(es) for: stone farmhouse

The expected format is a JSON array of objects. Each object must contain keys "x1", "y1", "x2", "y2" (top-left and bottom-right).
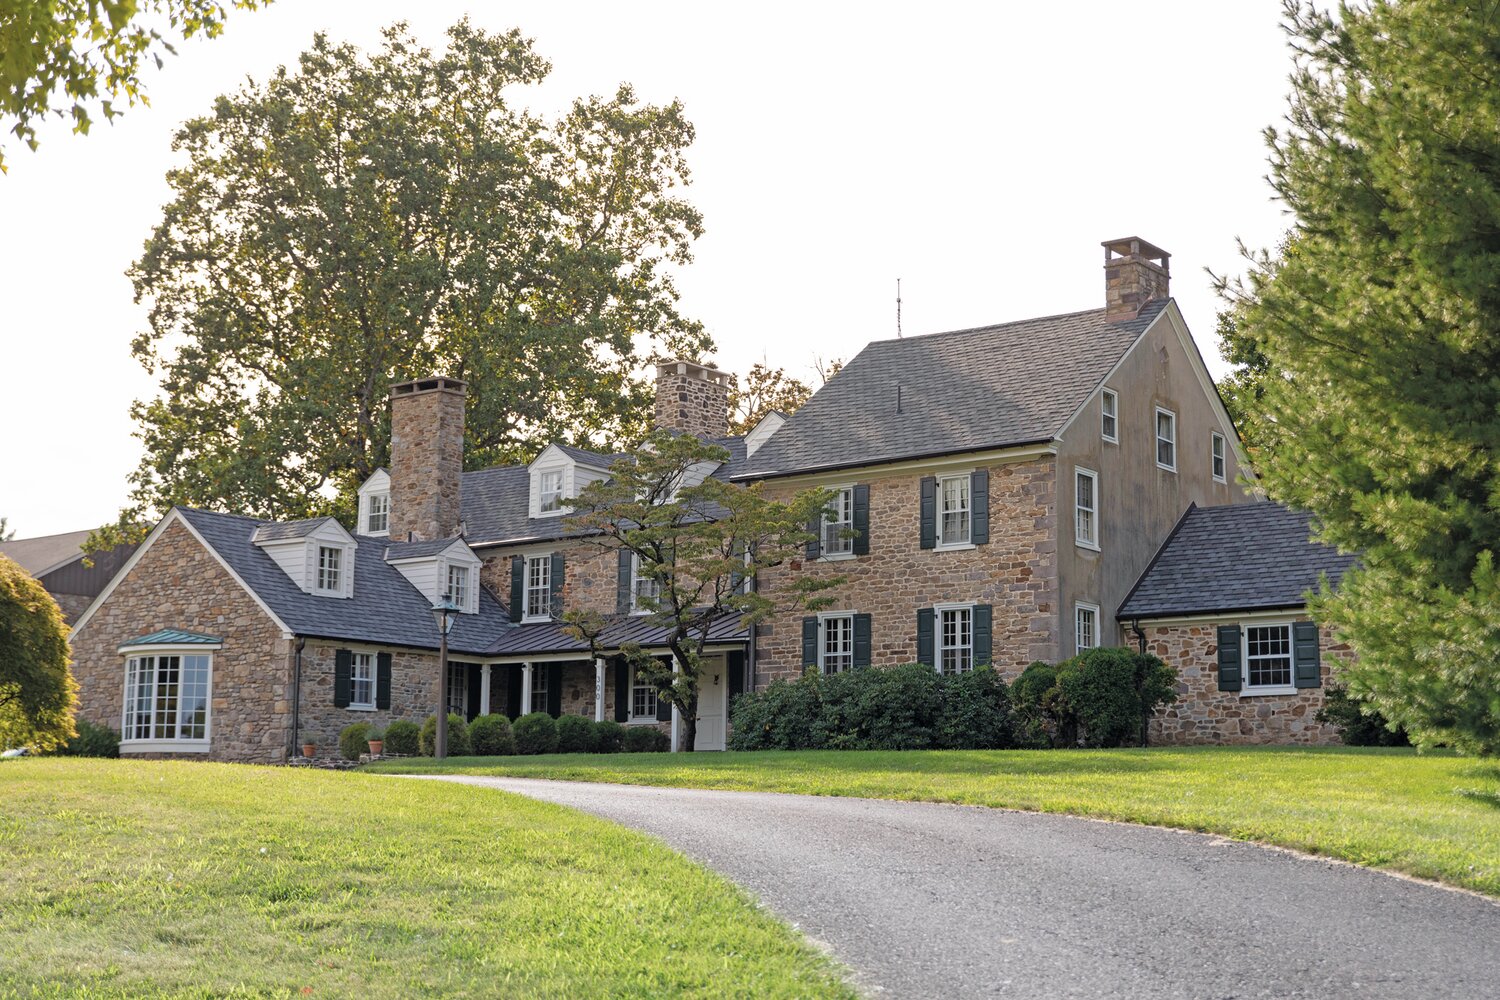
[{"x1": 67, "y1": 237, "x2": 1354, "y2": 761}]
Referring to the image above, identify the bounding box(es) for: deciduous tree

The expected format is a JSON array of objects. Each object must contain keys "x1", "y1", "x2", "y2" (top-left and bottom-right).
[{"x1": 0, "y1": 554, "x2": 76, "y2": 751}]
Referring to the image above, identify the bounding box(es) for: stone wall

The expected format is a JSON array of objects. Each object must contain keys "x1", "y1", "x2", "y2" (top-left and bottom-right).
[
  {"x1": 389, "y1": 377, "x2": 465, "y2": 541},
  {"x1": 1143, "y1": 618, "x2": 1347, "y2": 745},
  {"x1": 654, "y1": 360, "x2": 730, "y2": 438},
  {"x1": 297, "y1": 643, "x2": 441, "y2": 755},
  {"x1": 69, "y1": 518, "x2": 294, "y2": 763}
]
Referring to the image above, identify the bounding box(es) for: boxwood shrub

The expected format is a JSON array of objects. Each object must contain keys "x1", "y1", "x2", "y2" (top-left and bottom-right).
[
  {"x1": 55, "y1": 719, "x2": 120, "y2": 758},
  {"x1": 339, "y1": 721, "x2": 372, "y2": 760},
  {"x1": 593, "y1": 719, "x2": 625, "y2": 753},
  {"x1": 419, "y1": 713, "x2": 471, "y2": 756},
  {"x1": 469, "y1": 714, "x2": 517, "y2": 756},
  {"x1": 556, "y1": 714, "x2": 596, "y2": 754},
  {"x1": 1023, "y1": 647, "x2": 1176, "y2": 748},
  {"x1": 936, "y1": 666, "x2": 1013, "y2": 749},
  {"x1": 727, "y1": 674, "x2": 825, "y2": 750},
  {"x1": 382, "y1": 719, "x2": 420, "y2": 756},
  {"x1": 513, "y1": 712, "x2": 558, "y2": 755},
  {"x1": 623, "y1": 725, "x2": 669, "y2": 753}
]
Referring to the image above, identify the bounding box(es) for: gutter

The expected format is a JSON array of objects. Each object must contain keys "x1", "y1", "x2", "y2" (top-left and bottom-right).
[{"x1": 290, "y1": 636, "x2": 305, "y2": 760}]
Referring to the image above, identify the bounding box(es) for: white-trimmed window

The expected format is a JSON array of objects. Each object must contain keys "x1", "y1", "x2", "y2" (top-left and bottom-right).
[
  {"x1": 819, "y1": 613, "x2": 855, "y2": 674},
  {"x1": 630, "y1": 554, "x2": 660, "y2": 613},
  {"x1": 630, "y1": 670, "x2": 658, "y2": 722},
  {"x1": 315, "y1": 545, "x2": 343, "y2": 594},
  {"x1": 538, "y1": 470, "x2": 565, "y2": 515},
  {"x1": 525, "y1": 555, "x2": 551, "y2": 621},
  {"x1": 350, "y1": 651, "x2": 376, "y2": 709},
  {"x1": 822, "y1": 487, "x2": 854, "y2": 556},
  {"x1": 1212, "y1": 432, "x2": 1227, "y2": 483},
  {"x1": 122, "y1": 653, "x2": 212, "y2": 749},
  {"x1": 1101, "y1": 389, "x2": 1118, "y2": 443},
  {"x1": 937, "y1": 605, "x2": 973, "y2": 675},
  {"x1": 365, "y1": 493, "x2": 389, "y2": 535},
  {"x1": 1155, "y1": 407, "x2": 1177, "y2": 472},
  {"x1": 1075, "y1": 604, "x2": 1099, "y2": 655},
  {"x1": 447, "y1": 661, "x2": 466, "y2": 715},
  {"x1": 447, "y1": 563, "x2": 471, "y2": 611},
  {"x1": 1075, "y1": 468, "x2": 1098, "y2": 550},
  {"x1": 1244, "y1": 623, "x2": 1294, "y2": 692},
  {"x1": 938, "y1": 475, "x2": 971, "y2": 547},
  {"x1": 530, "y1": 666, "x2": 548, "y2": 715}
]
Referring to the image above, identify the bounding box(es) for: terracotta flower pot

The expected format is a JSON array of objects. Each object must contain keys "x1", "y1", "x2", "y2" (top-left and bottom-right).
[
  {"x1": 367, "y1": 740, "x2": 384, "y2": 756},
  {"x1": 301, "y1": 743, "x2": 316, "y2": 758}
]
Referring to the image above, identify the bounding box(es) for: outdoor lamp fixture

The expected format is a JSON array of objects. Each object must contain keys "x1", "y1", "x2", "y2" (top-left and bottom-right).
[{"x1": 431, "y1": 593, "x2": 460, "y2": 760}]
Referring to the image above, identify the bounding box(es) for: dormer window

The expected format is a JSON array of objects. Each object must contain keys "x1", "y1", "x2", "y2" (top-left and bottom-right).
[
  {"x1": 366, "y1": 493, "x2": 389, "y2": 534},
  {"x1": 447, "y1": 563, "x2": 471, "y2": 610},
  {"x1": 316, "y1": 545, "x2": 343, "y2": 594},
  {"x1": 539, "y1": 470, "x2": 565, "y2": 514}
]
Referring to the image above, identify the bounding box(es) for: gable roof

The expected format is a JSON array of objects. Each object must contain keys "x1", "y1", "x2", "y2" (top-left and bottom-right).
[
  {"x1": 251, "y1": 517, "x2": 339, "y2": 542},
  {"x1": 0, "y1": 529, "x2": 94, "y2": 577},
  {"x1": 384, "y1": 538, "x2": 467, "y2": 561},
  {"x1": 734, "y1": 301, "x2": 1169, "y2": 479},
  {"x1": 1117, "y1": 502, "x2": 1358, "y2": 620}
]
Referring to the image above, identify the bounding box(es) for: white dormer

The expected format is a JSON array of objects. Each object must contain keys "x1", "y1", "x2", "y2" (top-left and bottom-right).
[
  {"x1": 745, "y1": 410, "x2": 786, "y2": 458},
  {"x1": 357, "y1": 469, "x2": 391, "y2": 537},
  {"x1": 385, "y1": 538, "x2": 482, "y2": 614},
  {"x1": 527, "y1": 444, "x2": 611, "y2": 519},
  {"x1": 252, "y1": 517, "x2": 358, "y2": 599}
]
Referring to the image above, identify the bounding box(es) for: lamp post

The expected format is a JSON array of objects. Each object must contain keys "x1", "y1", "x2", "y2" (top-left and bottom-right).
[{"x1": 431, "y1": 593, "x2": 459, "y2": 759}]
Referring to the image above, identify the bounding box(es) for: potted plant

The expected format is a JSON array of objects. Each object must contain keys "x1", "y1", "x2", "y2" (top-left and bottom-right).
[
  {"x1": 301, "y1": 742, "x2": 316, "y2": 759},
  {"x1": 367, "y1": 728, "x2": 384, "y2": 757}
]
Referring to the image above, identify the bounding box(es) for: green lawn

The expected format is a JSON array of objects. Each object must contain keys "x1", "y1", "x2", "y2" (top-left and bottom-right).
[
  {"x1": 369, "y1": 746, "x2": 1500, "y2": 896},
  {"x1": 0, "y1": 759, "x2": 854, "y2": 1000}
]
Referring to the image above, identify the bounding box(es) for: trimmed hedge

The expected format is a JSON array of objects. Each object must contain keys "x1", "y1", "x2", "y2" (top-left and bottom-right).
[
  {"x1": 623, "y1": 726, "x2": 669, "y2": 753},
  {"x1": 1020, "y1": 648, "x2": 1177, "y2": 748},
  {"x1": 469, "y1": 714, "x2": 517, "y2": 756},
  {"x1": 382, "y1": 719, "x2": 420, "y2": 756},
  {"x1": 419, "y1": 713, "x2": 471, "y2": 756},
  {"x1": 339, "y1": 721, "x2": 372, "y2": 760},
  {"x1": 593, "y1": 719, "x2": 625, "y2": 753},
  {"x1": 556, "y1": 714, "x2": 596, "y2": 754},
  {"x1": 514, "y1": 712, "x2": 558, "y2": 755}
]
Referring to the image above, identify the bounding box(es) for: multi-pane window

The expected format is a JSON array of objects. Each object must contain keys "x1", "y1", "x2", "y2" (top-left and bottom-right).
[
  {"x1": 316, "y1": 545, "x2": 342, "y2": 593},
  {"x1": 937, "y1": 606, "x2": 973, "y2": 675},
  {"x1": 1075, "y1": 469, "x2": 1098, "y2": 549},
  {"x1": 529, "y1": 666, "x2": 548, "y2": 715},
  {"x1": 447, "y1": 563, "x2": 470, "y2": 610},
  {"x1": 525, "y1": 555, "x2": 551, "y2": 620},
  {"x1": 351, "y1": 651, "x2": 375, "y2": 708},
  {"x1": 820, "y1": 614, "x2": 854, "y2": 674},
  {"x1": 1076, "y1": 605, "x2": 1098, "y2": 655},
  {"x1": 1212, "y1": 432, "x2": 1227, "y2": 483},
  {"x1": 447, "y1": 661, "x2": 466, "y2": 715},
  {"x1": 630, "y1": 671, "x2": 658, "y2": 721},
  {"x1": 1245, "y1": 624, "x2": 1294, "y2": 689},
  {"x1": 122, "y1": 654, "x2": 211, "y2": 743},
  {"x1": 538, "y1": 470, "x2": 565, "y2": 514},
  {"x1": 1101, "y1": 389, "x2": 1118, "y2": 442},
  {"x1": 1155, "y1": 407, "x2": 1177, "y2": 471},
  {"x1": 366, "y1": 493, "x2": 389, "y2": 534},
  {"x1": 822, "y1": 487, "x2": 854, "y2": 556},
  {"x1": 938, "y1": 475, "x2": 971, "y2": 546},
  {"x1": 630, "y1": 554, "x2": 661, "y2": 612}
]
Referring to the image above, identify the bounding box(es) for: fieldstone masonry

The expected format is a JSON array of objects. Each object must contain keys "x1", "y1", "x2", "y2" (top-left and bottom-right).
[
  {"x1": 389, "y1": 377, "x2": 465, "y2": 541},
  {"x1": 654, "y1": 359, "x2": 730, "y2": 438}
]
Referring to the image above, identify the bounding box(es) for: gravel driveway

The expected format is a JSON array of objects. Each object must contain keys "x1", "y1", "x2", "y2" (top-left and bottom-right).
[{"x1": 411, "y1": 775, "x2": 1500, "y2": 999}]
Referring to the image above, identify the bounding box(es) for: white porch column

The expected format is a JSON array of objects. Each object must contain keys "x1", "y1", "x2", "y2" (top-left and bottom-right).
[
  {"x1": 478, "y1": 664, "x2": 492, "y2": 716},
  {"x1": 594, "y1": 657, "x2": 606, "y2": 722},
  {"x1": 520, "y1": 662, "x2": 533, "y2": 715},
  {"x1": 670, "y1": 658, "x2": 682, "y2": 753}
]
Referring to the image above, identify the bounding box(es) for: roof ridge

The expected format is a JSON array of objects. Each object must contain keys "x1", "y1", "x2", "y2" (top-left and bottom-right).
[{"x1": 862, "y1": 305, "x2": 1109, "y2": 348}]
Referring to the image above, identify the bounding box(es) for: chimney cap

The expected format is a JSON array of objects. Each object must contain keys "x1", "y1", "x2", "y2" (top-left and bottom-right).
[
  {"x1": 656, "y1": 358, "x2": 732, "y2": 385},
  {"x1": 389, "y1": 376, "x2": 467, "y2": 397},
  {"x1": 1102, "y1": 237, "x2": 1170, "y2": 269}
]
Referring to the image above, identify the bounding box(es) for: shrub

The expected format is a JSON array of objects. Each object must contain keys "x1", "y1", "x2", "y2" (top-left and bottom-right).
[
  {"x1": 1317, "y1": 684, "x2": 1411, "y2": 747},
  {"x1": 339, "y1": 721, "x2": 372, "y2": 760},
  {"x1": 513, "y1": 712, "x2": 558, "y2": 755},
  {"x1": 56, "y1": 719, "x2": 120, "y2": 758},
  {"x1": 419, "y1": 713, "x2": 471, "y2": 756},
  {"x1": 728, "y1": 674, "x2": 825, "y2": 751},
  {"x1": 593, "y1": 719, "x2": 625, "y2": 753},
  {"x1": 1011, "y1": 661, "x2": 1057, "y2": 717},
  {"x1": 1052, "y1": 647, "x2": 1177, "y2": 748},
  {"x1": 469, "y1": 714, "x2": 517, "y2": 756},
  {"x1": 623, "y1": 725, "x2": 669, "y2": 752},
  {"x1": 937, "y1": 668, "x2": 1014, "y2": 749},
  {"x1": 818, "y1": 663, "x2": 943, "y2": 750},
  {"x1": 556, "y1": 714, "x2": 596, "y2": 754},
  {"x1": 382, "y1": 719, "x2": 420, "y2": 756}
]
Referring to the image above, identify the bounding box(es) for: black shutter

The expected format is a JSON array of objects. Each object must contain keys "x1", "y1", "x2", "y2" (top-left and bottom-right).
[
  {"x1": 973, "y1": 604, "x2": 993, "y2": 666},
  {"x1": 334, "y1": 649, "x2": 352, "y2": 708},
  {"x1": 506, "y1": 666, "x2": 523, "y2": 720},
  {"x1": 971, "y1": 470, "x2": 990, "y2": 546},
  {"x1": 376, "y1": 652, "x2": 392, "y2": 710},
  {"x1": 656, "y1": 659, "x2": 673, "y2": 722},
  {"x1": 727, "y1": 650, "x2": 746, "y2": 708},
  {"x1": 465, "y1": 664, "x2": 481, "y2": 720},
  {"x1": 852, "y1": 484, "x2": 870, "y2": 556},
  {"x1": 1293, "y1": 621, "x2": 1321, "y2": 688},
  {"x1": 919, "y1": 476, "x2": 937, "y2": 549},
  {"x1": 801, "y1": 616, "x2": 818, "y2": 670},
  {"x1": 805, "y1": 514, "x2": 821, "y2": 560},
  {"x1": 1217, "y1": 624, "x2": 1243, "y2": 692},
  {"x1": 509, "y1": 556, "x2": 524, "y2": 623},
  {"x1": 917, "y1": 608, "x2": 935, "y2": 667},
  {"x1": 549, "y1": 552, "x2": 565, "y2": 617},
  {"x1": 853, "y1": 613, "x2": 872, "y2": 668},
  {"x1": 617, "y1": 550, "x2": 633, "y2": 614},
  {"x1": 614, "y1": 658, "x2": 631, "y2": 722},
  {"x1": 546, "y1": 664, "x2": 563, "y2": 717}
]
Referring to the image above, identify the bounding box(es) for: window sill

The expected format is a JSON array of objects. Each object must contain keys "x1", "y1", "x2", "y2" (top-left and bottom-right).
[
  {"x1": 347, "y1": 704, "x2": 375, "y2": 712},
  {"x1": 532, "y1": 509, "x2": 568, "y2": 519},
  {"x1": 626, "y1": 716, "x2": 663, "y2": 726},
  {"x1": 122, "y1": 739, "x2": 210, "y2": 754},
  {"x1": 1240, "y1": 686, "x2": 1299, "y2": 698},
  {"x1": 1213, "y1": 476, "x2": 1228, "y2": 485},
  {"x1": 521, "y1": 616, "x2": 553, "y2": 625},
  {"x1": 1102, "y1": 436, "x2": 1118, "y2": 446},
  {"x1": 933, "y1": 541, "x2": 976, "y2": 552},
  {"x1": 1156, "y1": 463, "x2": 1177, "y2": 474},
  {"x1": 1075, "y1": 540, "x2": 1100, "y2": 553},
  {"x1": 819, "y1": 551, "x2": 857, "y2": 562}
]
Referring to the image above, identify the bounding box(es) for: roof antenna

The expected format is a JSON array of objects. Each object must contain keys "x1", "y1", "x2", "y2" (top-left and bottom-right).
[
  {"x1": 896, "y1": 278, "x2": 903, "y2": 338},
  {"x1": 896, "y1": 384, "x2": 903, "y2": 415}
]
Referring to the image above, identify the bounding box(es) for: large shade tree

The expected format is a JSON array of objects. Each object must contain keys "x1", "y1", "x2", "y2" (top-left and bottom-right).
[
  {"x1": 98, "y1": 20, "x2": 709, "y2": 545},
  {"x1": 1218, "y1": 1, "x2": 1500, "y2": 753},
  {"x1": 0, "y1": 555, "x2": 76, "y2": 752}
]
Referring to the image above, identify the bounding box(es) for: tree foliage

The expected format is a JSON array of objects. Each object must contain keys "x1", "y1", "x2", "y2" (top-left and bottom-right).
[
  {"x1": 564, "y1": 432, "x2": 843, "y2": 750},
  {"x1": 102, "y1": 21, "x2": 708, "y2": 547},
  {"x1": 1217, "y1": 1, "x2": 1500, "y2": 753},
  {"x1": 0, "y1": 0, "x2": 269, "y2": 170},
  {"x1": 0, "y1": 517, "x2": 14, "y2": 541},
  {"x1": 726, "y1": 359, "x2": 844, "y2": 435},
  {"x1": 0, "y1": 554, "x2": 76, "y2": 751}
]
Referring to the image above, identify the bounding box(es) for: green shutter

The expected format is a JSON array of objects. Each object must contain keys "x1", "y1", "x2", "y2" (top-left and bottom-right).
[
  {"x1": 505, "y1": 667, "x2": 523, "y2": 720},
  {"x1": 805, "y1": 515, "x2": 821, "y2": 560},
  {"x1": 727, "y1": 650, "x2": 746, "y2": 708},
  {"x1": 464, "y1": 663, "x2": 481, "y2": 720},
  {"x1": 971, "y1": 470, "x2": 990, "y2": 546},
  {"x1": 853, "y1": 613, "x2": 872, "y2": 668},
  {"x1": 919, "y1": 476, "x2": 937, "y2": 549},
  {"x1": 333, "y1": 649, "x2": 352, "y2": 708},
  {"x1": 617, "y1": 549, "x2": 633, "y2": 614},
  {"x1": 656, "y1": 659, "x2": 672, "y2": 722},
  {"x1": 549, "y1": 553, "x2": 565, "y2": 618},
  {"x1": 509, "y1": 556, "x2": 524, "y2": 623},
  {"x1": 1293, "y1": 621, "x2": 1321, "y2": 688},
  {"x1": 852, "y1": 484, "x2": 870, "y2": 556},
  {"x1": 376, "y1": 652, "x2": 392, "y2": 710},
  {"x1": 546, "y1": 664, "x2": 563, "y2": 717},
  {"x1": 801, "y1": 616, "x2": 818, "y2": 670},
  {"x1": 917, "y1": 608, "x2": 935, "y2": 667},
  {"x1": 614, "y1": 658, "x2": 631, "y2": 722},
  {"x1": 973, "y1": 604, "x2": 993, "y2": 665},
  {"x1": 1217, "y1": 624, "x2": 1243, "y2": 692}
]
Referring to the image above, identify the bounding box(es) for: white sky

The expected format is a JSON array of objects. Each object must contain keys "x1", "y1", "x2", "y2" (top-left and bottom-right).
[{"x1": 0, "y1": 1, "x2": 1293, "y2": 539}]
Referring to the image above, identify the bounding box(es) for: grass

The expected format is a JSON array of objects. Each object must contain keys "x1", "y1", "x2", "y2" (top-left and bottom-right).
[
  {"x1": 0, "y1": 758, "x2": 855, "y2": 1000},
  {"x1": 369, "y1": 746, "x2": 1500, "y2": 897}
]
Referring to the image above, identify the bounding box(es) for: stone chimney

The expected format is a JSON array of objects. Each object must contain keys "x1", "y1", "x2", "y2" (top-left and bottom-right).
[
  {"x1": 654, "y1": 359, "x2": 731, "y2": 438},
  {"x1": 1103, "y1": 237, "x2": 1171, "y2": 323},
  {"x1": 388, "y1": 376, "x2": 466, "y2": 541}
]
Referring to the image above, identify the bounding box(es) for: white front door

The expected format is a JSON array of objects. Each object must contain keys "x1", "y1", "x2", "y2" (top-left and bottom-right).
[{"x1": 694, "y1": 657, "x2": 727, "y2": 751}]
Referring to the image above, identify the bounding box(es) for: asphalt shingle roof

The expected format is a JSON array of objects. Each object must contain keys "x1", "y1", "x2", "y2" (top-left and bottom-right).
[
  {"x1": 0, "y1": 529, "x2": 94, "y2": 576},
  {"x1": 384, "y1": 539, "x2": 461, "y2": 561},
  {"x1": 734, "y1": 302, "x2": 1168, "y2": 479},
  {"x1": 251, "y1": 517, "x2": 338, "y2": 541},
  {"x1": 1117, "y1": 502, "x2": 1358, "y2": 620}
]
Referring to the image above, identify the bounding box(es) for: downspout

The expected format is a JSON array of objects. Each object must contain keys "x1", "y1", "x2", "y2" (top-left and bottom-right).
[
  {"x1": 1130, "y1": 619, "x2": 1148, "y2": 748},
  {"x1": 290, "y1": 636, "x2": 305, "y2": 760}
]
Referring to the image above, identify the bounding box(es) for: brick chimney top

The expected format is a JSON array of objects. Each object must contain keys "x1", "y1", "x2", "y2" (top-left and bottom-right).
[
  {"x1": 1103, "y1": 237, "x2": 1170, "y2": 323},
  {"x1": 654, "y1": 359, "x2": 731, "y2": 438},
  {"x1": 388, "y1": 376, "x2": 466, "y2": 541}
]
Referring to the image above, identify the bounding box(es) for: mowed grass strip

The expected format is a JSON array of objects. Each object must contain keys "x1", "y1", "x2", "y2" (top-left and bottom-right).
[
  {"x1": 371, "y1": 746, "x2": 1500, "y2": 896},
  {"x1": 0, "y1": 759, "x2": 855, "y2": 1000}
]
